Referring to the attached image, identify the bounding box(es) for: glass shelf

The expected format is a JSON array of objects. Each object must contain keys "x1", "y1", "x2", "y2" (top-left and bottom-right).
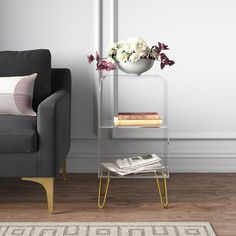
[
  {"x1": 99, "y1": 120, "x2": 168, "y2": 129},
  {"x1": 99, "y1": 169, "x2": 169, "y2": 179},
  {"x1": 101, "y1": 74, "x2": 164, "y2": 80}
]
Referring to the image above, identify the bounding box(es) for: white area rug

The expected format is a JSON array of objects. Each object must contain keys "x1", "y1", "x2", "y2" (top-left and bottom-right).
[{"x1": 0, "y1": 222, "x2": 216, "y2": 236}]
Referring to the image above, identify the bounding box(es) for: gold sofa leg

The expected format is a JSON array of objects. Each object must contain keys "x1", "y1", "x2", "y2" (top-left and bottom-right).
[
  {"x1": 61, "y1": 160, "x2": 67, "y2": 181},
  {"x1": 22, "y1": 177, "x2": 54, "y2": 213}
]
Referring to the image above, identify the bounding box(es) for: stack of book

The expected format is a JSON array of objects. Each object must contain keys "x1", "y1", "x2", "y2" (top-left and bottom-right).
[
  {"x1": 114, "y1": 112, "x2": 162, "y2": 127},
  {"x1": 101, "y1": 154, "x2": 164, "y2": 176}
]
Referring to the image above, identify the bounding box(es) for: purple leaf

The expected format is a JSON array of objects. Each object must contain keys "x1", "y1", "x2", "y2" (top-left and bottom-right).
[
  {"x1": 96, "y1": 60, "x2": 116, "y2": 71},
  {"x1": 168, "y1": 60, "x2": 175, "y2": 66},
  {"x1": 160, "y1": 62, "x2": 165, "y2": 69},
  {"x1": 158, "y1": 42, "x2": 169, "y2": 50},
  {"x1": 160, "y1": 53, "x2": 167, "y2": 61},
  {"x1": 154, "y1": 46, "x2": 161, "y2": 54},
  {"x1": 164, "y1": 58, "x2": 170, "y2": 65},
  {"x1": 87, "y1": 54, "x2": 94, "y2": 64},
  {"x1": 96, "y1": 51, "x2": 100, "y2": 61}
]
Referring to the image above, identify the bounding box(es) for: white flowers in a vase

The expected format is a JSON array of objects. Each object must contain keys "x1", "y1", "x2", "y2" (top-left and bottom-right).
[{"x1": 87, "y1": 37, "x2": 175, "y2": 71}]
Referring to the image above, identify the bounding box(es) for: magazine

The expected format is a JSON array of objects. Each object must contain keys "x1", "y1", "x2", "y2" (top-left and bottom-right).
[
  {"x1": 116, "y1": 154, "x2": 161, "y2": 169},
  {"x1": 101, "y1": 162, "x2": 164, "y2": 176},
  {"x1": 101, "y1": 154, "x2": 164, "y2": 176}
]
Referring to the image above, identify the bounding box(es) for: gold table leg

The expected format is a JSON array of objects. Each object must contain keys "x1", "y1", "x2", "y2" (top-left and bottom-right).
[
  {"x1": 22, "y1": 177, "x2": 54, "y2": 213},
  {"x1": 98, "y1": 172, "x2": 110, "y2": 209},
  {"x1": 61, "y1": 160, "x2": 67, "y2": 181},
  {"x1": 156, "y1": 176, "x2": 168, "y2": 208}
]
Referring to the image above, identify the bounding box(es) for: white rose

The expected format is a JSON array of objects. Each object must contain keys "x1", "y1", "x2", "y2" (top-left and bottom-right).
[
  {"x1": 137, "y1": 37, "x2": 148, "y2": 51},
  {"x1": 116, "y1": 41, "x2": 125, "y2": 49},
  {"x1": 120, "y1": 43, "x2": 132, "y2": 54},
  {"x1": 107, "y1": 42, "x2": 117, "y2": 55},
  {"x1": 107, "y1": 42, "x2": 117, "y2": 51},
  {"x1": 116, "y1": 49, "x2": 128, "y2": 62},
  {"x1": 151, "y1": 50, "x2": 159, "y2": 59},
  {"x1": 129, "y1": 53, "x2": 140, "y2": 63},
  {"x1": 126, "y1": 37, "x2": 148, "y2": 56},
  {"x1": 107, "y1": 56, "x2": 116, "y2": 63}
]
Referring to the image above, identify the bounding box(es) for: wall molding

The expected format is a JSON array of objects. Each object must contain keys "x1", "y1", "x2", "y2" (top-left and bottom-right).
[
  {"x1": 71, "y1": 133, "x2": 236, "y2": 140},
  {"x1": 67, "y1": 138, "x2": 236, "y2": 173},
  {"x1": 67, "y1": 0, "x2": 236, "y2": 173},
  {"x1": 67, "y1": 154, "x2": 236, "y2": 173}
]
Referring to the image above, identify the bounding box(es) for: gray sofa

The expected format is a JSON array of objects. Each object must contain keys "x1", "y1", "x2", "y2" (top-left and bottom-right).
[{"x1": 0, "y1": 49, "x2": 71, "y2": 213}]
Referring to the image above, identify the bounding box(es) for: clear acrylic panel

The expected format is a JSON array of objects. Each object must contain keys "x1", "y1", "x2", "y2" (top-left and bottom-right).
[{"x1": 98, "y1": 75, "x2": 169, "y2": 179}]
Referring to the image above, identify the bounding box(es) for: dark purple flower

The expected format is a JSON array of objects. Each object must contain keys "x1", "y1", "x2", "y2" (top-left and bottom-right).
[
  {"x1": 158, "y1": 42, "x2": 169, "y2": 50},
  {"x1": 168, "y1": 60, "x2": 175, "y2": 66},
  {"x1": 87, "y1": 54, "x2": 94, "y2": 64},
  {"x1": 106, "y1": 62, "x2": 116, "y2": 70},
  {"x1": 160, "y1": 62, "x2": 165, "y2": 70},
  {"x1": 96, "y1": 60, "x2": 116, "y2": 71},
  {"x1": 160, "y1": 56, "x2": 175, "y2": 69},
  {"x1": 160, "y1": 53, "x2": 167, "y2": 61},
  {"x1": 154, "y1": 46, "x2": 161, "y2": 54},
  {"x1": 96, "y1": 51, "x2": 100, "y2": 61}
]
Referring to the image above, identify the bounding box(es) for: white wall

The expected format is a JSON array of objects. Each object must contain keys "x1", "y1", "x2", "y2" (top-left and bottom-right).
[
  {"x1": 0, "y1": 0, "x2": 236, "y2": 172},
  {"x1": 0, "y1": 0, "x2": 97, "y2": 139}
]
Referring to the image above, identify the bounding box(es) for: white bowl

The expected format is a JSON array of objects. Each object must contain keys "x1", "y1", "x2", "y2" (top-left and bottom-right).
[{"x1": 118, "y1": 59, "x2": 154, "y2": 76}]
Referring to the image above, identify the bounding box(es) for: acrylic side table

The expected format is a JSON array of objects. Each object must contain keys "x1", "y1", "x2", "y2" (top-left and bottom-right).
[{"x1": 97, "y1": 74, "x2": 169, "y2": 209}]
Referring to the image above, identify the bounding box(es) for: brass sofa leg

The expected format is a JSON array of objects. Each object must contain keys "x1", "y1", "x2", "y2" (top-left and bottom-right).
[
  {"x1": 61, "y1": 160, "x2": 67, "y2": 181},
  {"x1": 22, "y1": 177, "x2": 54, "y2": 213}
]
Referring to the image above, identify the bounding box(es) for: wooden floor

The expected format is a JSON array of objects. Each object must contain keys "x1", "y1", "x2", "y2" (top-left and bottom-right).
[{"x1": 0, "y1": 174, "x2": 236, "y2": 235}]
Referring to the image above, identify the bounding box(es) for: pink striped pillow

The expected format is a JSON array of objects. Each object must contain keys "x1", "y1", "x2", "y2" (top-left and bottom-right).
[{"x1": 0, "y1": 73, "x2": 37, "y2": 116}]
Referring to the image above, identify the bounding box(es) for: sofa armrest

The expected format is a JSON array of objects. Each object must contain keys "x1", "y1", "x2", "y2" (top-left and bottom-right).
[{"x1": 37, "y1": 90, "x2": 70, "y2": 176}]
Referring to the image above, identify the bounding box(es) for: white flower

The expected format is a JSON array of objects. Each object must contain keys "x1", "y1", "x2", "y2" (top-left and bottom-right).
[
  {"x1": 107, "y1": 56, "x2": 116, "y2": 63},
  {"x1": 107, "y1": 42, "x2": 117, "y2": 55},
  {"x1": 128, "y1": 37, "x2": 148, "y2": 54},
  {"x1": 107, "y1": 42, "x2": 117, "y2": 50},
  {"x1": 106, "y1": 37, "x2": 152, "y2": 63},
  {"x1": 129, "y1": 52, "x2": 141, "y2": 63},
  {"x1": 116, "y1": 41, "x2": 125, "y2": 49},
  {"x1": 151, "y1": 50, "x2": 159, "y2": 59},
  {"x1": 121, "y1": 43, "x2": 132, "y2": 54},
  {"x1": 116, "y1": 49, "x2": 128, "y2": 62}
]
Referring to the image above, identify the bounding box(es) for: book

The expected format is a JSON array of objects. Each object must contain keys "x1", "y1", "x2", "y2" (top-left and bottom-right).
[
  {"x1": 114, "y1": 117, "x2": 162, "y2": 127},
  {"x1": 118, "y1": 112, "x2": 160, "y2": 120}
]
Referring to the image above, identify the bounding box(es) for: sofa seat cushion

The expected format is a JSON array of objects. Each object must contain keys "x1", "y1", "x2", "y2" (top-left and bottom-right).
[{"x1": 0, "y1": 115, "x2": 38, "y2": 153}]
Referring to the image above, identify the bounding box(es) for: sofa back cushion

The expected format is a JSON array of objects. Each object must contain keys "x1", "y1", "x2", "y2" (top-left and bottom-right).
[{"x1": 0, "y1": 49, "x2": 51, "y2": 111}]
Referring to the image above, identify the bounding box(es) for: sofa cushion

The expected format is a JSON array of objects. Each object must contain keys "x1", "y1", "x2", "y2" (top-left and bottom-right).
[
  {"x1": 0, "y1": 115, "x2": 38, "y2": 153},
  {"x1": 0, "y1": 49, "x2": 51, "y2": 111}
]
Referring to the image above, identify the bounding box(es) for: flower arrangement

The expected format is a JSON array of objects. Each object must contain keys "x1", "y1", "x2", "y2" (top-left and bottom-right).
[{"x1": 87, "y1": 37, "x2": 175, "y2": 72}]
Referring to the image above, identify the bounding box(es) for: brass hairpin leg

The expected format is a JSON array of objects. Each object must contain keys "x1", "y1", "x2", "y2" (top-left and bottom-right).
[
  {"x1": 98, "y1": 172, "x2": 110, "y2": 209},
  {"x1": 156, "y1": 176, "x2": 168, "y2": 208}
]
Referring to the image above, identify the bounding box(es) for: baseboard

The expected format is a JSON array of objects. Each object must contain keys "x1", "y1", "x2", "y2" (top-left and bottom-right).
[
  {"x1": 67, "y1": 153, "x2": 236, "y2": 173},
  {"x1": 68, "y1": 138, "x2": 236, "y2": 173}
]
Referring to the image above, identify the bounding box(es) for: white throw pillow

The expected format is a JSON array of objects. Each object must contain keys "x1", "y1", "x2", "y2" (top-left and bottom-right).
[{"x1": 0, "y1": 73, "x2": 37, "y2": 116}]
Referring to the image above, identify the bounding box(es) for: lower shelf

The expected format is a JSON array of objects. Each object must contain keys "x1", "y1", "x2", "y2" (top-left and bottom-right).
[{"x1": 98, "y1": 169, "x2": 169, "y2": 179}]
